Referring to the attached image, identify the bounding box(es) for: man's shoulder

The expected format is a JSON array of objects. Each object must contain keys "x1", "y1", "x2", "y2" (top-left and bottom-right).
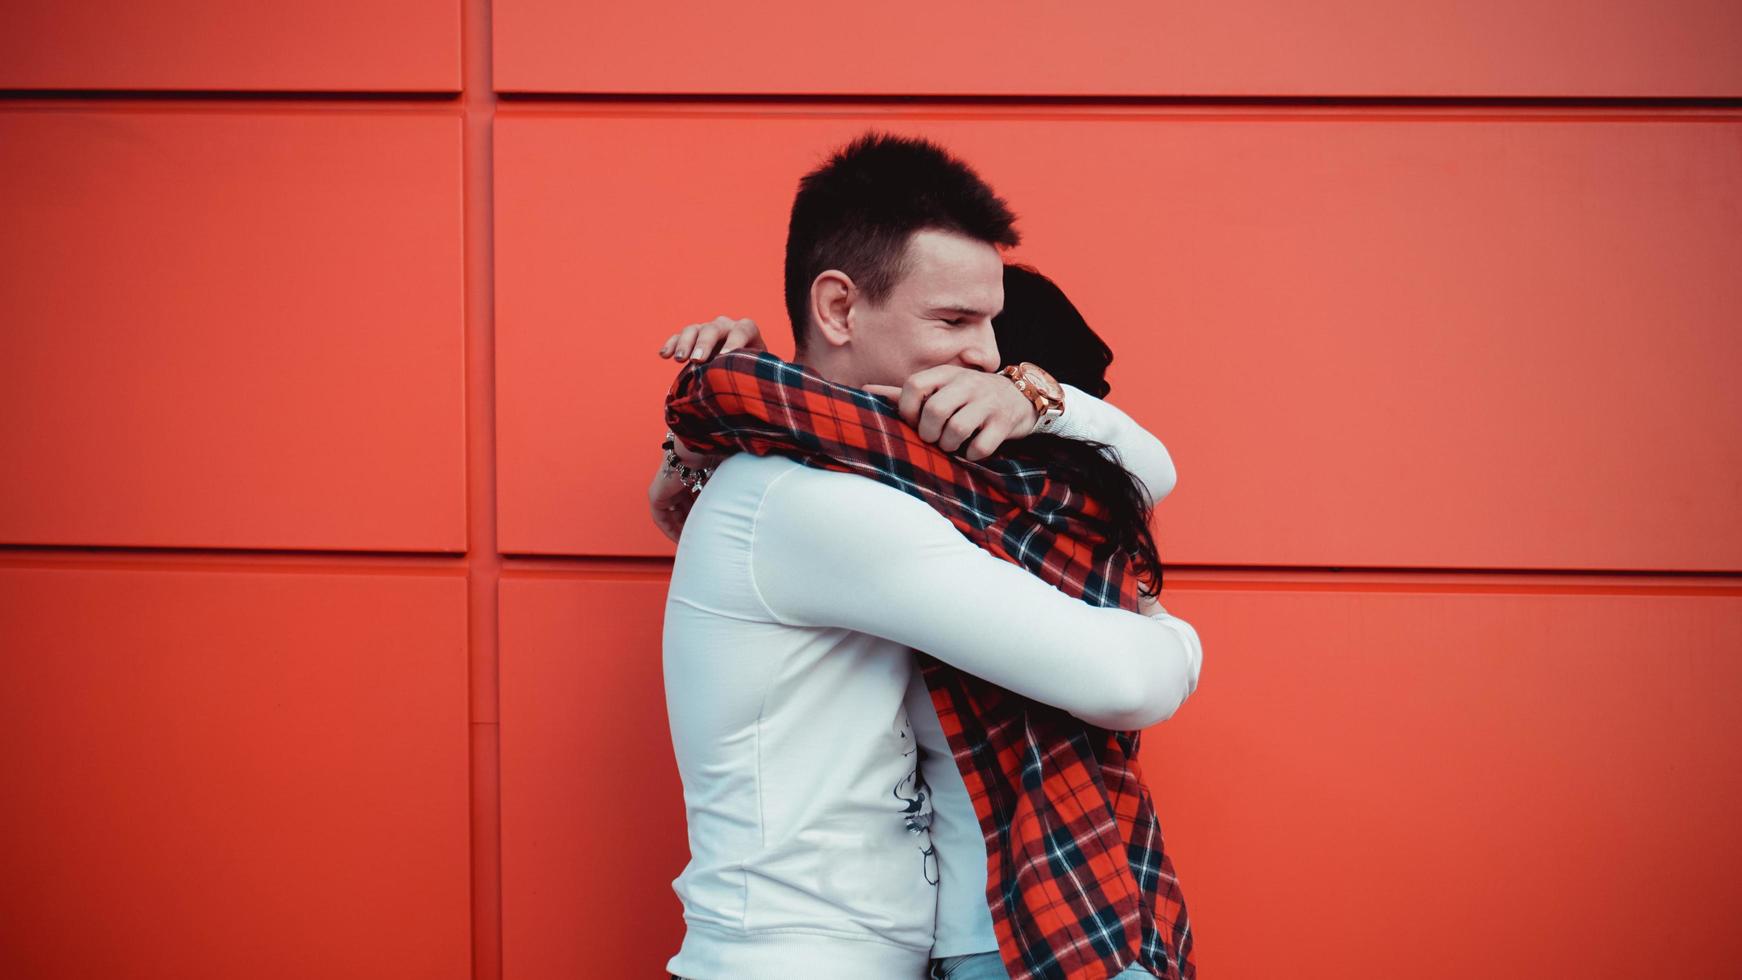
[
  {"x1": 672, "y1": 453, "x2": 953, "y2": 618},
  {"x1": 703, "y1": 453, "x2": 945, "y2": 534},
  {"x1": 707, "y1": 451, "x2": 801, "y2": 486},
  {"x1": 708, "y1": 453, "x2": 902, "y2": 497}
]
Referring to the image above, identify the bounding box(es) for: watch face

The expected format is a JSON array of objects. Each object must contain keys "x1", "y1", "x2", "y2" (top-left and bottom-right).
[{"x1": 1022, "y1": 362, "x2": 1064, "y2": 400}]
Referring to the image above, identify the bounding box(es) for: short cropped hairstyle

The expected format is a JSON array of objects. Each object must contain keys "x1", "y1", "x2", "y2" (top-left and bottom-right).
[{"x1": 784, "y1": 131, "x2": 1020, "y2": 352}]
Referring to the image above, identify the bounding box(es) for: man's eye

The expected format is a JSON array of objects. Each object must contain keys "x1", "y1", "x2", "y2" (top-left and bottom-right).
[{"x1": 943, "y1": 317, "x2": 965, "y2": 326}]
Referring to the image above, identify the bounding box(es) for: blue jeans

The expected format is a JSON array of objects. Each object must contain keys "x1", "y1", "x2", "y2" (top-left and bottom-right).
[{"x1": 929, "y1": 952, "x2": 1155, "y2": 979}]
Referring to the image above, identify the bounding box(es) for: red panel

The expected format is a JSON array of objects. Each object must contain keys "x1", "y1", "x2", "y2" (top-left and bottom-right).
[
  {"x1": 1141, "y1": 578, "x2": 1742, "y2": 977},
  {"x1": 0, "y1": 1, "x2": 458, "y2": 91},
  {"x1": 0, "y1": 109, "x2": 467, "y2": 552},
  {"x1": 498, "y1": 572, "x2": 687, "y2": 979},
  {"x1": 495, "y1": 0, "x2": 1742, "y2": 97},
  {"x1": 0, "y1": 561, "x2": 471, "y2": 979},
  {"x1": 493, "y1": 109, "x2": 1742, "y2": 570},
  {"x1": 496, "y1": 565, "x2": 1742, "y2": 977}
]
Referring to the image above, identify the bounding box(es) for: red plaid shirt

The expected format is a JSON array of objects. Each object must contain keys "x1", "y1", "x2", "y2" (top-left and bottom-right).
[{"x1": 665, "y1": 350, "x2": 1195, "y2": 980}]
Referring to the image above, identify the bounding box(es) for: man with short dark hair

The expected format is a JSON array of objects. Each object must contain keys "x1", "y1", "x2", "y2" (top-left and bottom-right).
[
  {"x1": 657, "y1": 133, "x2": 1200, "y2": 979},
  {"x1": 782, "y1": 132, "x2": 1022, "y2": 355}
]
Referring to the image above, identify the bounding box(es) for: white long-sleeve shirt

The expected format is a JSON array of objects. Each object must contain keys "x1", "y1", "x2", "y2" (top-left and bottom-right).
[{"x1": 662, "y1": 388, "x2": 1202, "y2": 979}]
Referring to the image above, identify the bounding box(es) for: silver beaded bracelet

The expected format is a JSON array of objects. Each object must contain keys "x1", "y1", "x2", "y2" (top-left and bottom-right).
[{"x1": 662, "y1": 431, "x2": 712, "y2": 494}]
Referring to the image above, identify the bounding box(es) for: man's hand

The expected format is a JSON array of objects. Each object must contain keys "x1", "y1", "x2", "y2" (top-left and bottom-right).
[
  {"x1": 658, "y1": 315, "x2": 766, "y2": 364},
  {"x1": 864, "y1": 366, "x2": 1039, "y2": 461}
]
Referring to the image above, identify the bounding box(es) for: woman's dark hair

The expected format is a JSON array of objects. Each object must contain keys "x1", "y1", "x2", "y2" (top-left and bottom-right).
[
  {"x1": 993, "y1": 262, "x2": 1115, "y2": 399},
  {"x1": 994, "y1": 264, "x2": 1164, "y2": 597}
]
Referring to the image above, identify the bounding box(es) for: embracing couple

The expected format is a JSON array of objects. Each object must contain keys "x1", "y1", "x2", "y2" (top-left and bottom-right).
[{"x1": 647, "y1": 132, "x2": 1204, "y2": 980}]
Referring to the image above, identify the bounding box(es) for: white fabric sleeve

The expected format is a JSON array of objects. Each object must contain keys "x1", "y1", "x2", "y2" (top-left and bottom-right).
[
  {"x1": 749, "y1": 467, "x2": 1202, "y2": 730},
  {"x1": 1045, "y1": 383, "x2": 1177, "y2": 506}
]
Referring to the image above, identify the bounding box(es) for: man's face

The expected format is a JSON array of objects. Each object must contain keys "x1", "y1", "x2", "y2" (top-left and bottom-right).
[{"x1": 847, "y1": 228, "x2": 1004, "y2": 386}]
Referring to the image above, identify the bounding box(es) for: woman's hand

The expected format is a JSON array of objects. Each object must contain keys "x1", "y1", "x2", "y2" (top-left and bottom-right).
[
  {"x1": 1137, "y1": 591, "x2": 1168, "y2": 618},
  {"x1": 649, "y1": 464, "x2": 697, "y2": 543},
  {"x1": 658, "y1": 315, "x2": 766, "y2": 363},
  {"x1": 649, "y1": 432, "x2": 718, "y2": 544},
  {"x1": 651, "y1": 317, "x2": 757, "y2": 542}
]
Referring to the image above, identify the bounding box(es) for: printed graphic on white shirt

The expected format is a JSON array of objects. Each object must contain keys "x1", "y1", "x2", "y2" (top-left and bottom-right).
[{"x1": 892, "y1": 709, "x2": 939, "y2": 886}]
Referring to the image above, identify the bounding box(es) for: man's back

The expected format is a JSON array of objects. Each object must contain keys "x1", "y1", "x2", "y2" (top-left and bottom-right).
[
  {"x1": 663, "y1": 440, "x2": 1203, "y2": 980},
  {"x1": 663, "y1": 452, "x2": 937, "y2": 979}
]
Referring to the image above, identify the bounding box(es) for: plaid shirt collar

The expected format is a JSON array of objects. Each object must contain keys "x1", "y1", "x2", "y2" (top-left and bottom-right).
[{"x1": 666, "y1": 350, "x2": 1194, "y2": 980}]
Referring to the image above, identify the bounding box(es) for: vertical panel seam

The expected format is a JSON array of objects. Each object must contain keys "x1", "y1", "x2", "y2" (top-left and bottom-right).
[{"x1": 461, "y1": 0, "x2": 502, "y2": 978}]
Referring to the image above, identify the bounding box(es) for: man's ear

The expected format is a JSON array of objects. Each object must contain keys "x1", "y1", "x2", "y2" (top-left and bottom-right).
[{"x1": 809, "y1": 270, "x2": 855, "y2": 349}]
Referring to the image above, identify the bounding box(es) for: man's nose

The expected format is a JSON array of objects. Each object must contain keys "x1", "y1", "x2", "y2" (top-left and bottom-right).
[{"x1": 960, "y1": 323, "x2": 1000, "y2": 372}]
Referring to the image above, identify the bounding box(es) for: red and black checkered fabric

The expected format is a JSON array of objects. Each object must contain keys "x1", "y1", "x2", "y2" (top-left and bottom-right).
[{"x1": 666, "y1": 350, "x2": 1194, "y2": 980}]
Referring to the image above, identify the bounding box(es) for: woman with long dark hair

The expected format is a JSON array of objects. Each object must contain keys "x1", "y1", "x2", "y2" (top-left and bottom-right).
[{"x1": 650, "y1": 262, "x2": 1197, "y2": 980}]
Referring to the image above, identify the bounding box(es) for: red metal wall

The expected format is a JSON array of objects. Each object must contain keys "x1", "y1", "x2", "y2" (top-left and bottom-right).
[{"x1": 2, "y1": 2, "x2": 1739, "y2": 977}]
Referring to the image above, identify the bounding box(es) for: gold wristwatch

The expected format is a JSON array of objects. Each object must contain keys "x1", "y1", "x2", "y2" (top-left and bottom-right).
[{"x1": 999, "y1": 361, "x2": 1066, "y2": 432}]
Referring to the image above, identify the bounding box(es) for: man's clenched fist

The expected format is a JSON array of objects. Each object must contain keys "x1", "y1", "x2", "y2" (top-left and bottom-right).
[{"x1": 864, "y1": 365, "x2": 1039, "y2": 461}]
